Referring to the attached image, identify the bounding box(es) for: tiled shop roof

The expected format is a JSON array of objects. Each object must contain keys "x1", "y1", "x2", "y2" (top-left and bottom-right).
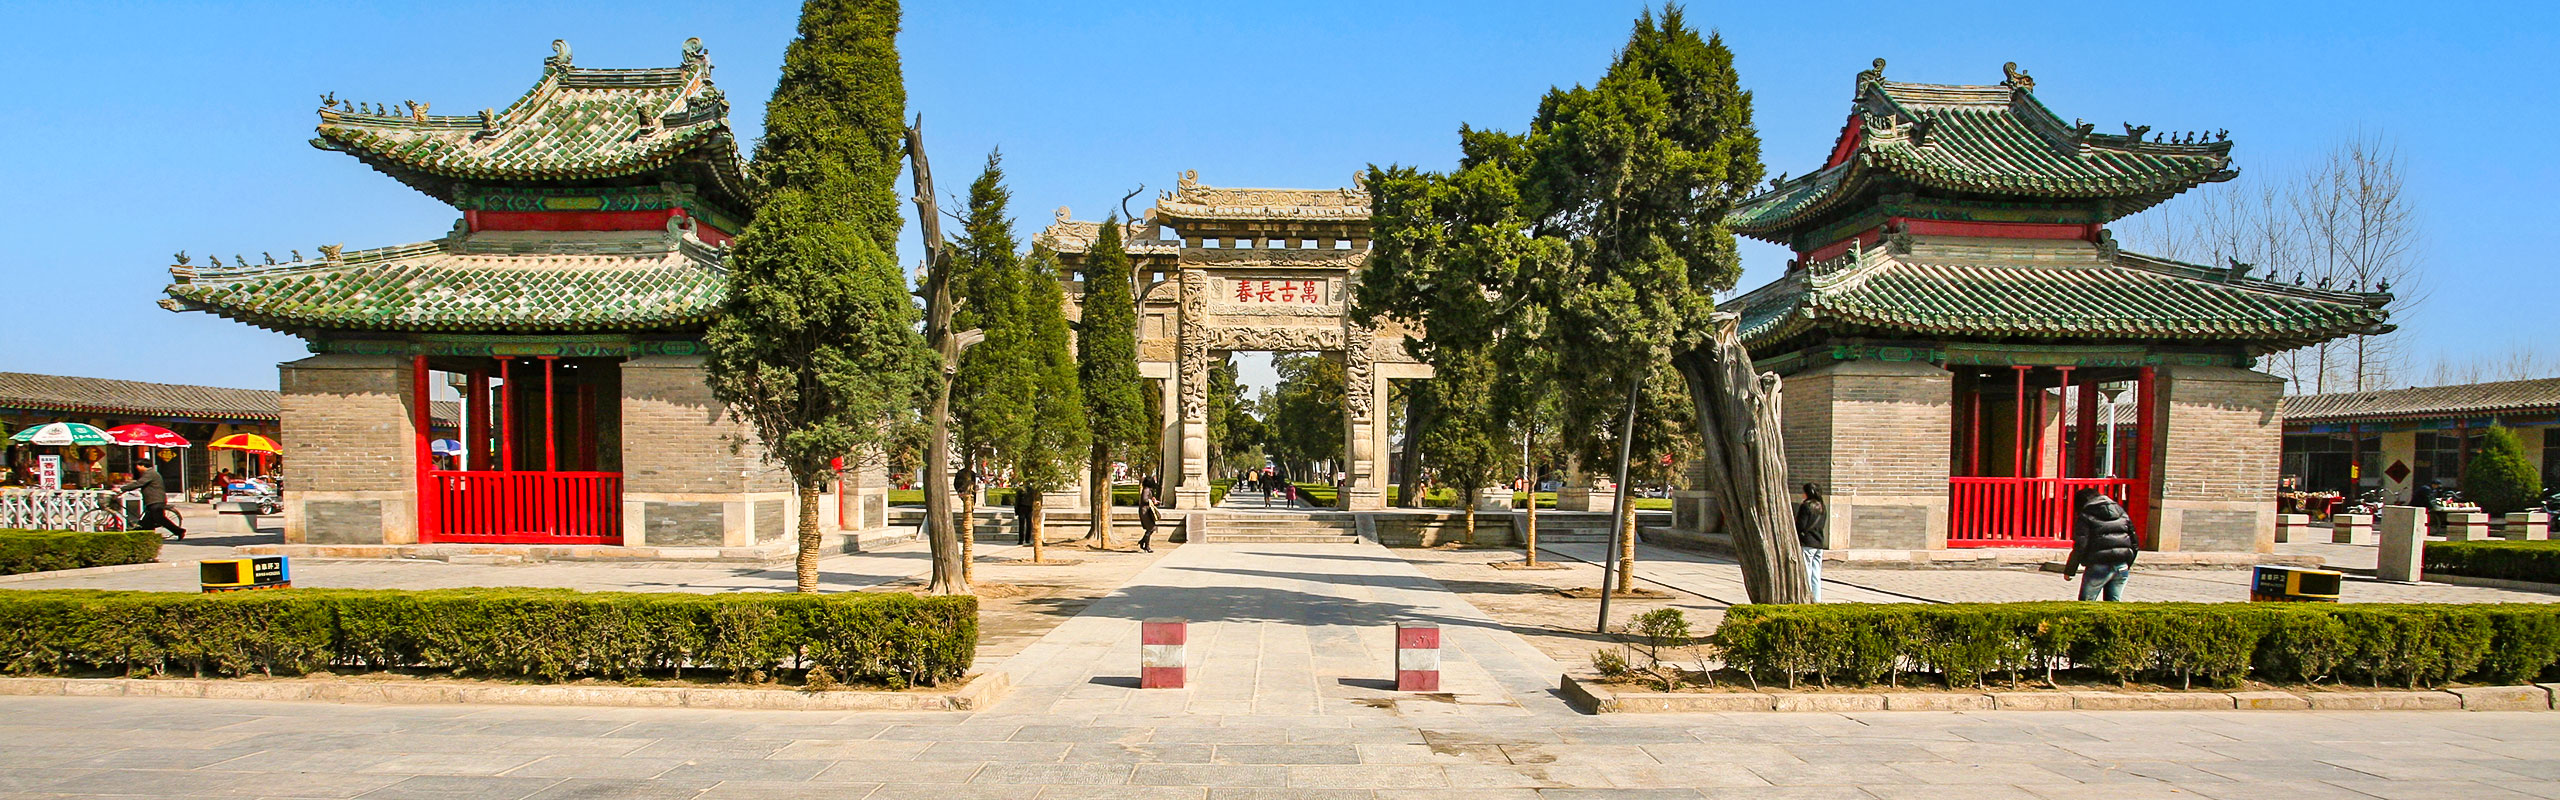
[
  {"x1": 2283, "y1": 377, "x2": 2560, "y2": 424},
  {"x1": 0, "y1": 372, "x2": 278, "y2": 422}
]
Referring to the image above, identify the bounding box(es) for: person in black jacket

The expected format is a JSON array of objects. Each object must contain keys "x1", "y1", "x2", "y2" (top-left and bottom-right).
[
  {"x1": 1136, "y1": 476, "x2": 1161, "y2": 553},
  {"x1": 1794, "y1": 484, "x2": 1827, "y2": 602},
  {"x1": 1012, "y1": 487, "x2": 1037, "y2": 546},
  {"x1": 114, "y1": 463, "x2": 186, "y2": 540},
  {"x1": 2063, "y1": 488, "x2": 2139, "y2": 601}
]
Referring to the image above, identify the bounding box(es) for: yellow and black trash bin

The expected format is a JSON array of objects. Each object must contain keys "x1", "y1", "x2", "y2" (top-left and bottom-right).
[
  {"x1": 2249, "y1": 565, "x2": 2341, "y2": 602},
  {"x1": 200, "y1": 556, "x2": 291, "y2": 593}
]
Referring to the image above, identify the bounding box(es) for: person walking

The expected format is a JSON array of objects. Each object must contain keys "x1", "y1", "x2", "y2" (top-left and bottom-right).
[
  {"x1": 1136, "y1": 476, "x2": 1161, "y2": 553},
  {"x1": 2062, "y1": 488, "x2": 2139, "y2": 601},
  {"x1": 113, "y1": 462, "x2": 186, "y2": 540},
  {"x1": 1260, "y1": 468, "x2": 1277, "y2": 508},
  {"x1": 1012, "y1": 487, "x2": 1037, "y2": 546},
  {"x1": 1794, "y1": 483, "x2": 1826, "y2": 602}
]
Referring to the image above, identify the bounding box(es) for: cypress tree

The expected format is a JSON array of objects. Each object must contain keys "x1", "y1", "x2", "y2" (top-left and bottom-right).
[
  {"x1": 704, "y1": 0, "x2": 931, "y2": 593},
  {"x1": 1014, "y1": 245, "x2": 1091, "y2": 562},
  {"x1": 2462, "y1": 426, "x2": 2541, "y2": 517},
  {"x1": 949, "y1": 152, "x2": 1035, "y2": 581},
  {"x1": 1076, "y1": 217, "x2": 1147, "y2": 546}
]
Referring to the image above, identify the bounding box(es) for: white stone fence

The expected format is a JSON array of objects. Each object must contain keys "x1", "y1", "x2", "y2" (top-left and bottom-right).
[{"x1": 0, "y1": 489, "x2": 120, "y2": 532}]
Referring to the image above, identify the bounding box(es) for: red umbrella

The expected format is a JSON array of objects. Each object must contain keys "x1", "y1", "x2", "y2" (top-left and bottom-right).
[{"x1": 107, "y1": 424, "x2": 190, "y2": 448}]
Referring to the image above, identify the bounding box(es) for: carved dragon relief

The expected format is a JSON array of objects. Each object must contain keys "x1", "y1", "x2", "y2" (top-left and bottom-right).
[
  {"x1": 1203, "y1": 326, "x2": 1343, "y2": 353},
  {"x1": 1178, "y1": 268, "x2": 1211, "y2": 424},
  {"x1": 1342, "y1": 319, "x2": 1375, "y2": 419}
]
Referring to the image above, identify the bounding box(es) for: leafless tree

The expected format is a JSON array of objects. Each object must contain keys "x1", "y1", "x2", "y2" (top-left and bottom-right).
[{"x1": 2125, "y1": 133, "x2": 2422, "y2": 395}]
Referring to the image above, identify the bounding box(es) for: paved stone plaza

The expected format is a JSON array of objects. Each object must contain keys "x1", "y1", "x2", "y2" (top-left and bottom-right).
[{"x1": 6, "y1": 540, "x2": 2560, "y2": 798}]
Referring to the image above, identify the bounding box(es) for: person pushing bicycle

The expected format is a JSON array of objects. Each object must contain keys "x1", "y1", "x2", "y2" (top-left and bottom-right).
[{"x1": 113, "y1": 462, "x2": 187, "y2": 540}]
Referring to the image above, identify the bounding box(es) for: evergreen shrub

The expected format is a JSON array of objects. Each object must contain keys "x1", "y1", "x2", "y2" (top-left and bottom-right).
[
  {"x1": 1716, "y1": 602, "x2": 2560, "y2": 689},
  {"x1": 2428, "y1": 540, "x2": 2560, "y2": 584},
  {"x1": 0, "y1": 530, "x2": 160, "y2": 575},
  {"x1": 0, "y1": 589, "x2": 975, "y2": 687},
  {"x1": 2461, "y1": 426, "x2": 2542, "y2": 517}
]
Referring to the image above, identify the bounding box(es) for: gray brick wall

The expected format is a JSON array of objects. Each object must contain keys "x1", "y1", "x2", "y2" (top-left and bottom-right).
[
  {"x1": 2151, "y1": 366, "x2": 2283, "y2": 504},
  {"x1": 279, "y1": 355, "x2": 417, "y2": 493},
  {"x1": 1780, "y1": 360, "x2": 1952, "y2": 498},
  {"x1": 619, "y1": 355, "x2": 788, "y2": 495}
]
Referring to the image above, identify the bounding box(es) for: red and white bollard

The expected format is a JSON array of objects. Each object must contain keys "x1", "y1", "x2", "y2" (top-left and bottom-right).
[
  {"x1": 1140, "y1": 618, "x2": 1186, "y2": 689},
  {"x1": 1396, "y1": 622, "x2": 1441, "y2": 691}
]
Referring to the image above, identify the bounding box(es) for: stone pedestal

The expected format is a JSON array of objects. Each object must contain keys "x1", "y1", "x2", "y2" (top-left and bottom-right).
[
  {"x1": 2275, "y1": 513, "x2": 2308, "y2": 544},
  {"x1": 2377, "y1": 505, "x2": 2425, "y2": 583},
  {"x1": 1474, "y1": 487, "x2": 1514, "y2": 513},
  {"x1": 1556, "y1": 486, "x2": 1616, "y2": 513},
  {"x1": 2443, "y1": 511, "x2": 2491, "y2": 541},
  {"x1": 2502, "y1": 510, "x2": 2549, "y2": 541},
  {"x1": 1672, "y1": 489, "x2": 1720, "y2": 535},
  {"x1": 2332, "y1": 513, "x2": 2373, "y2": 545}
]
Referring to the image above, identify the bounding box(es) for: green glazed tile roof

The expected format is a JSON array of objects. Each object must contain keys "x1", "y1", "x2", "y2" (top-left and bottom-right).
[
  {"x1": 311, "y1": 40, "x2": 748, "y2": 214},
  {"x1": 161, "y1": 232, "x2": 728, "y2": 334},
  {"x1": 1727, "y1": 245, "x2": 2393, "y2": 352},
  {"x1": 1732, "y1": 65, "x2": 2235, "y2": 238}
]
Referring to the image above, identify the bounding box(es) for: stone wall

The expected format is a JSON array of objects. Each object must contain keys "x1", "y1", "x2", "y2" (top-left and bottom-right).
[
  {"x1": 2146, "y1": 365, "x2": 2283, "y2": 553},
  {"x1": 618, "y1": 355, "x2": 793, "y2": 547},
  {"x1": 1779, "y1": 359, "x2": 1953, "y2": 550},
  {"x1": 278, "y1": 354, "x2": 419, "y2": 545}
]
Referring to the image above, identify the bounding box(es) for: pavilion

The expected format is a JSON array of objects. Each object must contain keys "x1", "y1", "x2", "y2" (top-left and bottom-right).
[
  {"x1": 159, "y1": 40, "x2": 886, "y2": 550},
  {"x1": 1691, "y1": 61, "x2": 2394, "y2": 553}
]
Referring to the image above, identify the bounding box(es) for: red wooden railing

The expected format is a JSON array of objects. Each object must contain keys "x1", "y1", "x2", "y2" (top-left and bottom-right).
[
  {"x1": 1949, "y1": 477, "x2": 2142, "y2": 548},
  {"x1": 423, "y1": 471, "x2": 623, "y2": 544}
]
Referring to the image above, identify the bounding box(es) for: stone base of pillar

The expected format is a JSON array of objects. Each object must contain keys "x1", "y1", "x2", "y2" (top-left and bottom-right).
[
  {"x1": 1474, "y1": 487, "x2": 1513, "y2": 513},
  {"x1": 2377, "y1": 505, "x2": 2425, "y2": 583},
  {"x1": 1175, "y1": 487, "x2": 1210, "y2": 511},
  {"x1": 1671, "y1": 489, "x2": 1718, "y2": 534},
  {"x1": 1344, "y1": 487, "x2": 1385, "y2": 511},
  {"x1": 1556, "y1": 487, "x2": 1615, "y2": 513},
  {"x1": 1041, "y1": 489, "x2": 1086, "y2": 511}
]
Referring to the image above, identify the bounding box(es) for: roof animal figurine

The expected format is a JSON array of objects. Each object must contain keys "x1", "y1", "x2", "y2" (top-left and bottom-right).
[
  {"x1": 173, "y1": 251, "x2": 189, "y2": 266},
  {"x1": 1855, "y1": 57, "x2": 1886, "y2": 91},
  {"x1": 319, "y1": 244, "x2": 342, "y2": 262},
  {"x1": 406, "y1": 100, "x2": 429, "y2": 123},
  {"x1": 2000, "y1": 61, "x2": 2034, "y2": 92},
  {"x1": 2123, "y1": 123, "x2": 2150, "y2": 142},
  {"x1": 546, "y1": 39, "x2": 572, "y2": 71}
]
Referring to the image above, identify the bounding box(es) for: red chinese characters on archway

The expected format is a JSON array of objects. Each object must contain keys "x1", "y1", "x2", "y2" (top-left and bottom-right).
[{"x1": 1233, "y1": 279, "x2": 1323, "y2": 303}]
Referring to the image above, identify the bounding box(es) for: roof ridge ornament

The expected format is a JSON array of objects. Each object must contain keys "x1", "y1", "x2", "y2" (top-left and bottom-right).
[
  {"x1": 2122, "y1": 122, "x2": 2150, "y2": 142},
  {"x1": 1855, "y1": 58, "x2": 1886, "y2": 94},
  {"x1": 546, "y1": 39, "x2": 572, "y2": 73},
  {"x1": 405, "y1": 100, "x2": 429, "y2": 123},
  {"x1": 1177, "y1": 169, "x2": 1200, "y2": 192},
  {"x1": 2001, "y1": 61, "x2": 2035, "y2": 93},
  {"x1": 682, "y1": 37, "x2": 707, "y2": 67}
]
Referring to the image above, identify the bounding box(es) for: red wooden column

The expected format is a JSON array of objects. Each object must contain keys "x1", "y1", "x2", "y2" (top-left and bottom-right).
[
  {"x1": 2134, "y1": 367, "x2": 2159, "y2": 544},
  {"x1": 412, "y1": 355, "x2": 436, "y2": 540},
  {"x1": 467, "y1": 371, "x2": 491, "y2": 471},
  {"x1": 1966, "y1": 389, "x2": 1982, "y2": 477},
  {"x1": 2011, "y1": 367, "x2": 2030, "y2": 478},
  {"x1": 2075, "y1": 381, "x2": 2101, "y2": 479},
  {"x1": 542, "y1": 356, "x2": 559, "y2": 535},
  {"x1": 497, "y1": 358, "x2": 515, "y2": 471}
]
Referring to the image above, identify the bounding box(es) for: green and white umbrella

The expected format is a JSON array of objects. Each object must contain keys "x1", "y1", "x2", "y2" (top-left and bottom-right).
[{"x1": 9, "y1": 422, "x2": 116, "y2": 446}]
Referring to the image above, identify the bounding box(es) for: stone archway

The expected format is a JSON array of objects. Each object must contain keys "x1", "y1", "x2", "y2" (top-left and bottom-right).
[{"x1": 1041, "y1": 173, "x2": 1431, "y2": 512}]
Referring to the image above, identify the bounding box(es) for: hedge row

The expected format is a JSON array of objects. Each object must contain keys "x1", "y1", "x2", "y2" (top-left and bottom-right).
[
  {"x1": 0, "y1": 589, "x2": 976, "y2": 687},
  {"x1": 2427, "y1": 540, "x2": 2560, "y2": 584},
  {"x1": 0, "y1": 530, "x2": 161, "y2": 576},
  {"x1": 1717, "y1": 603, "x2": 2560, "y2": 689}
]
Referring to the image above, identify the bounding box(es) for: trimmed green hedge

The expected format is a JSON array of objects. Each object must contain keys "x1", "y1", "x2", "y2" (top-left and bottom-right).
[
  {"x1": 0, "y1": 530, "x2": 161, "y2": 576},
  {"x1": 1717, "y1": 603, "x2": 2560, "y2": 689},
  {"x1": 2429, "y1": 540, "x2": 2560, "y2": 584},
  {"x1": 0, "y1": 589, "x2": 976, "y2": 687}
]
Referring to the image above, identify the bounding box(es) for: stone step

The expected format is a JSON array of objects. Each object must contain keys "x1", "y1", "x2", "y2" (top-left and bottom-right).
[{"x1": 1198, "y1": 534, "x2": 1364, "y2": 543}]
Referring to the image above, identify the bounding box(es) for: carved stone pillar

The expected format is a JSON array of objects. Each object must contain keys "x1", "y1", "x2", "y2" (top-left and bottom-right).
[
  {"x1": 1174, "y1": 269, "x2": 1212, "y2": 510},
  {"x1": 1342, "y1": 323, "x2": 1386, "y2": 510}
]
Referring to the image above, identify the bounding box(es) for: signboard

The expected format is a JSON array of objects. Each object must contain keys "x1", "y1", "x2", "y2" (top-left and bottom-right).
[
  {"x1": 1230, "y1": 278, "x2": 1325, "y2": 304},
  {"x1": 2249, "y1": 565, "x2": 2341, "y2": 602},
  {"x1": 35, "y1": 456, "x2": 58, "y2": 490}
]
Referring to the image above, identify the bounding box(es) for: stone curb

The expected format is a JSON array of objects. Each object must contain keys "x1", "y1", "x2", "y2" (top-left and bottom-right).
[
  {"x1": 0, "y1": 670, "x2": 1007, "y2": 712},
  {"x1": 0, "y1": 560, "x2": 190, "y2": 584},
  {"x1": 1558, "y1": 674, "x2": 2551, "y2": 714},
  {"x1": 2421, "y1": 573, "x2": 2560, "y2": 595}
]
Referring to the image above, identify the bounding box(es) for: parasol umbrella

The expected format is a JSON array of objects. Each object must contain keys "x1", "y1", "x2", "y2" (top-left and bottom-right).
[
  {"x1": 10, "y1": 422, "x2": 115, "y2": 446},
  {"x1": 430, "y1": 439, "x2": 463, "y2": 456},
  {"x1": 107, "y1": 424, "x2": 190, "y2": 448},
  {"x1": 208, "y1": 433, "x2": 282, "y2": 455},
  {"x1": 210, "y1": 433, "x2": 283, "y2": 475}
]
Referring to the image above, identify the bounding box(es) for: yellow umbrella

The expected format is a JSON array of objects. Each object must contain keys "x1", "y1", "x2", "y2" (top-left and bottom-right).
[{"x1": 208, "y1": 433, "x2": 281, "y2": 455}]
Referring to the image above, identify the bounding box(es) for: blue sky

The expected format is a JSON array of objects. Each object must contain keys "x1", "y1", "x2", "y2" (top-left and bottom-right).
[{"x1": 1, "y1": 1, "x2": 2550, "y2": 394}]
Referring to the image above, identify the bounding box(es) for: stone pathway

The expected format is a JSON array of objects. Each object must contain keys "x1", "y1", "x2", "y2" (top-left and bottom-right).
[
  {"x1": 987, "y1": 541, "x2": 1576, "y2": 718},
  {"x1": 7, "y1": 539, "x2": 2560, "y2": 797}
]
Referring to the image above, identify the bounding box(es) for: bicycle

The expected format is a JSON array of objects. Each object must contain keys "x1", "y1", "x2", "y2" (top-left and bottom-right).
[{"x1": 77, "y1": 492, "x2": 184, "y2": 536}]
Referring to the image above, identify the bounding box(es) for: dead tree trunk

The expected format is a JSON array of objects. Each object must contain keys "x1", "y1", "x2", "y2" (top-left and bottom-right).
[
  {"x1": 906, "y1": 118, "x2": 967, "y2": 595},
  {"x1": 1673, "y1": 312, "x2": 1808, "y2": 604}
]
